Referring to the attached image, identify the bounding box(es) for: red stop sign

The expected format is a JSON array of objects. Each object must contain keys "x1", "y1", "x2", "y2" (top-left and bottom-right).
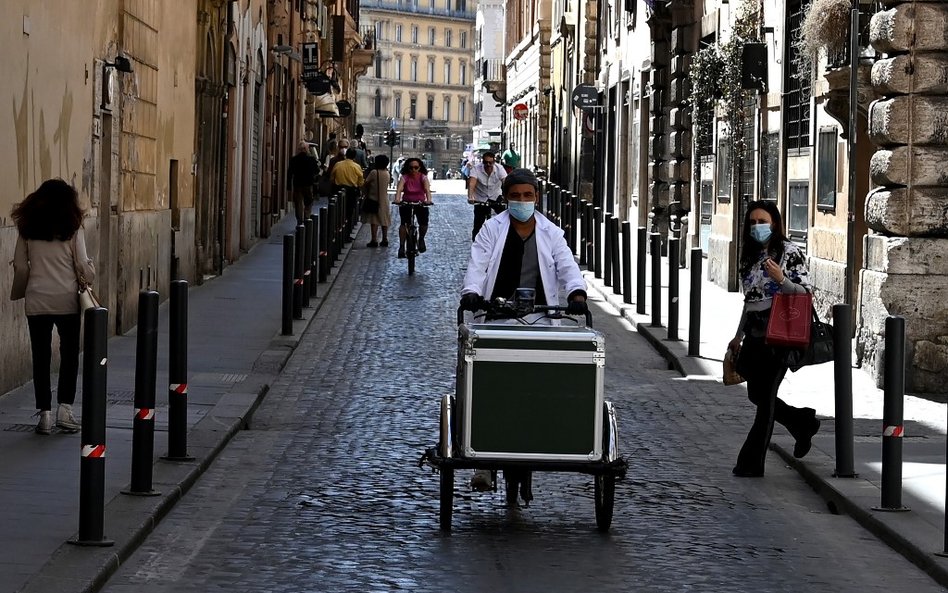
[{"x1": 512, "y1": 103, "x2": 529, "y2": 121}]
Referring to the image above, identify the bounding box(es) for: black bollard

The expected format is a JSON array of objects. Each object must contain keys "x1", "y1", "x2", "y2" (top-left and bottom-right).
[
  {"x1": 650, "y1": 232, "x2": 662, "y2": 327},
  {"x1": 567, "y1": 192, "x2": 577, "y2": 254},
  {"x1": 593, "y1": 207, "x2": 603, "y2": 278},
  {"x1": 832, "y1": 304, "x2": 855, "y2": 478},
  {"x1": 303, "y1": 218, "x2": 314, "y2": 307},
  {"x1": 667, "y1": 236, "x2": 680, "y2": 340},
  {"x1": 163, "y1": 280, "x2": 193, "y2": 461},
  {"x1": 293, "y1": 224, "x2": 305, "y2": 320},
  {"x1": 622, "y1": 221, "x2": 633, "y2": 305},
  {"x1": 602, "y1": 212, "x2": 613, "y2": 286},
  {"x1": 70, "y1": 307, "x2": 113, "y2": 546},
  {"x1": 688, "y1": 248, "x2": 703, "y2": 356},
  {"x1": 327, "y1": 199, "x2": 338, "y2": 266},
  {"x1": 637, "y1": 227, "x2": 647, "y2": 315},
  {"x1": 318, "y1": 207, "x2": 329, "y2": 282},
  {"x1": 876, "y1": 315, "x2": 909, "y2": 511},
  {"x1": 124, "y1": 290, "x2": 161, "y2": 496},
  {"x1": 282, "y1": 234, "x2": 294, "y2": 336},
  {"x1": 579, "y1": 200, "x2": 588, "y2": 266},
  {"x1": 611, "y1": 217, "x2": 622, "y2": 296},
  {"x1": 309, "y1": 213, "x2": 320, "y2": 297}
]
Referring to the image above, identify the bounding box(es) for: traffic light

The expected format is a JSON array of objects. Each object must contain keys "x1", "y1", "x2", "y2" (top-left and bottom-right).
[{"x1": 384, "y1": 129, "x2": 397, "y2": 147}]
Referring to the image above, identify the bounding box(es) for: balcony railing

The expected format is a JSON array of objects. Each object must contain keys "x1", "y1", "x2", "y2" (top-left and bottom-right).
[
  {"x1": 360, "y1": 0, "x2": 475, "y2": 20},
  {"x1": 480, "y1": 58, "x2": 505, "y2": 82}
]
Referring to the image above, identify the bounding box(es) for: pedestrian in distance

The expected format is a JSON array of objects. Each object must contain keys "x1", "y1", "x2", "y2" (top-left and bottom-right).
[
  {"x1": 728, "y1": 200, "x2": 820, "y2": 477},
  {"x1": 330, "y1": 148, "x2": 365, "y2": 228},
  {"x1": 466, "y1": 151, "x2": 507, "y2": 241},
  {"x1": 393, "y1": 157, "x2": 433, "y2": 259},
  {"x1": 9, "y1": 179, "x2": 93, "y2": 435},
  {"x1": 326, "y1": 138, "x2": 351, "y2": 176},
  {"x1": 288, "y1": 141, "x2": 321, "y2": 225},
  {"x1": 501, "y1": 142, "x2": 521, "y2": 173},
  {"x1": 459, "y1": 168, "x2": 588, "y2": 497},
  {"x1": 362, "y1": 154, "x2": 392, "y2": 248}
]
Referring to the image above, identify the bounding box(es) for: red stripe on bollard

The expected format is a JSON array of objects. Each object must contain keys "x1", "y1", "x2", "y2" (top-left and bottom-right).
[
  {"x1": 135, "y1": 408, "x2": 155, "y2": 421},
  {"x1": 81, "y1": 444, "x2": 106, "y2": 458},
  {"x1": 882, "y1": 424, "x2": 904, "y2": 438},
  {"x1": 170, "y1": 383, "x2": 188, "y2": 394}
]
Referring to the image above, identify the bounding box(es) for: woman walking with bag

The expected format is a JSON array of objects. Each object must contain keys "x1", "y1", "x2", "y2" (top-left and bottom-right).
[
  {"x1": 10, "y1": 179, "x2": 94, "y2": 434},
  {"x1": 362, "y1": 154, "x2": 392, "y2": 248},
  {"x1": 728, "y1": 200, "x2": 820, "y2": 477}
]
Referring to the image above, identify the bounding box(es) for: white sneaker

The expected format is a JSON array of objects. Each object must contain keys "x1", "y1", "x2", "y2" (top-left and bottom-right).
[
  {"x1": 35, "y1": 411, "x2": 52, "y2": 435},
  {"x1": 56, "y1": 404, "x2": 81, "y2": 432}
]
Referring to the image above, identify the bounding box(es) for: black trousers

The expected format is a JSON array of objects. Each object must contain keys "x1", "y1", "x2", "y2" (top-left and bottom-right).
[
  {"x1": 734, "y1": 314, "x2": 814, "y2": 473},
  {"x1": 27, "y1": 313, "x2": 81, "y2": 411},
  {"x1": 472, "y1": 202, "x2": 505, "y2": 241}
]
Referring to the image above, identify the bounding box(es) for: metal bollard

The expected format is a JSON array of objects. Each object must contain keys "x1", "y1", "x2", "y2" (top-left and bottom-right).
[
  {"x1": 667, "y1": 236, "x2": 680, "y2": 340},
  {"x1": 70, "y1": 307, "x2": 113, "y2": 546},
  {"x1": 327, "y1": 199, "x2": 338, "y2": 265},
  {"x1": 688, "y1": 248, "x2": 703, "y2": 356},
  {"x1": 163, "y1": 280, "x2": 193, "y2": 461},
  {"x1": 650, "y1": 232, "x2": 662, "y2": 327},
  {"x1": 309, "y1": 213, "x2": 320, "y2": 297},
  {"x1": 593, "y1": 207, "x2": 603, "y2": 278},
  {"x1": 567, "y1": 192, "x2": 577, "y2": 253},
  {"x1": 318, "y1": 207, "x2": 329, "y2": 282},
  {"x1": 637, "y1": 227, "x2": 647, "y2": 315},
  {"x1": 832, "y1": 303, "x2": 855, "y2": 478},
  {"x1": 579, "y1": 199, "x2": 588, "y2": 266},
  {"x1": 282, "y1": 234, "x2": 294, "y2": 336},
  {"x1": 611, "y1": 217, "x2": 622, "y2": 296},
  {"x1": 124, "y1": 290, "x2": 161, "y2": 496},
  {"x1": 622, "y1": 221, "x2": 633, "y2": 305},
  {"x1": 876, "y1": 315, "x2": 909, "y2": 511},
  {"x1": 602, "y1": 212, "x2": 614, "y2": 286},
  {"x1": 293, "y1": 224, "x2": 305, "y2": 320},
  {"x1": 303, "y1": 218, "x2": 314, "y2": 307}
]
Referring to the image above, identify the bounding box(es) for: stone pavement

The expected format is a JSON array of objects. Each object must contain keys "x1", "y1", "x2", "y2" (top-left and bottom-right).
[
  {"x1": 0, "y1": 182, "x2": 948, "y2": 592},
  {"x1": 582, "y1": 242, "x2": 948, "y2": 586}
]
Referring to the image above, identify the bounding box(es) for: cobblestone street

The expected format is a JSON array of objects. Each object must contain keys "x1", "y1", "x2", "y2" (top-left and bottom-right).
[{"x1": 100, "y1": 185, "x2": 944, "y2": 593}]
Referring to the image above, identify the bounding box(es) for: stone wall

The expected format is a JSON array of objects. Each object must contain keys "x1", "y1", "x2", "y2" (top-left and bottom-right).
[{"x1": 859, "y1": 0, "x2": 948, "y2": 392}]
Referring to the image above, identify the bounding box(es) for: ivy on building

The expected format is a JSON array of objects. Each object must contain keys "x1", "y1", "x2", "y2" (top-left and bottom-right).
[{"x1": 687, "y1": 0, "x2": 762, "y2": 177}]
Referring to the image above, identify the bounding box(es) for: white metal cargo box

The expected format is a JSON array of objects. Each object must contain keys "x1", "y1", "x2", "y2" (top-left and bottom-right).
[{"x1": 456, "y1": 323, "x2": 605, "y2": 462}]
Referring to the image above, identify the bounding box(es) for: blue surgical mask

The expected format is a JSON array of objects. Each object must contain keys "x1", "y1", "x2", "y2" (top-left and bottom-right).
[
  {"x1": 750, "y1": 223, "x2": 772, "y2": 244},
  {"x1": 508, "y1": 201, "x2": 535, "y2": 222}
]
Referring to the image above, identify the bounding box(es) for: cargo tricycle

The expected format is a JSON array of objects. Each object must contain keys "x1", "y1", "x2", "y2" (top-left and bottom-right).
[{"x1": 420, "y1": 291, "x2": 627, "y2": 532}]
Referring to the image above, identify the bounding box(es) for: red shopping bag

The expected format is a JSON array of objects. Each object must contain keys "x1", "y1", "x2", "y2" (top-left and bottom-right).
[{"x1": 765, "y1": 292, "x2": 812, "y2": 348}]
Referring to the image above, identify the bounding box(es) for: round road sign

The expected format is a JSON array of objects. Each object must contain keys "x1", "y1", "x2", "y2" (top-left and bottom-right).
[{"x1": 512, "y1": 103, "x2": 529, "y2": 121}]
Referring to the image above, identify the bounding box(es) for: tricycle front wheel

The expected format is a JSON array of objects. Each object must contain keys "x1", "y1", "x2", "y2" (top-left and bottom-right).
[
  {"x1": 439, "y1": 467, "x2": 454, "y2": 532},
  {"x1": 594, "y1": 473, "x2": 615, "y2": 532}
]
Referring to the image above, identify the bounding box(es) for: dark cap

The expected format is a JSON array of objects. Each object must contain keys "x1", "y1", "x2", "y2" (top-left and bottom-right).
[{"x1": 501, "y1": 168, "x2": 539, "y2": 195}]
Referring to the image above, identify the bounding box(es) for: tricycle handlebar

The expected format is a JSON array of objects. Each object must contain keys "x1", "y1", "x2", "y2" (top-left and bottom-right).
[{"x1": 456, "y1": 300, "x2": 592, "y2": 328}]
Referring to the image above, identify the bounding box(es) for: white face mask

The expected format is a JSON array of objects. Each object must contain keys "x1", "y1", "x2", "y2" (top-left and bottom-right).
[{"x1": 508, "y1": 201, "x2": 535, "y2": 222}]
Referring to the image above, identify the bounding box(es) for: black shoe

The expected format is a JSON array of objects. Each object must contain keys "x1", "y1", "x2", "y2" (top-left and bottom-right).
[
  {"x1": 793, "y1": 412, "x2": 821, "y2": 459},
  {"x1": 397, "y1": 248, "x2": 406, "y2": 259},
  {"x1": 418, "y1": 238, "x2": 427, "y2": 253},
  {"x1": 367, "y1": 241, "x2": 379, "y2": 248},
  {"x1": 732, "y1": 466, "x2": 764, "y2": 478},
  {"x1": 380, "y1": 240, "x2": 389, "y2": 247}
]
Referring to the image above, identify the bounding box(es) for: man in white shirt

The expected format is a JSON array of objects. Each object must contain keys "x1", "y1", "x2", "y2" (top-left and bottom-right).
[{"x1": 466, "y1": 151, "x2": 508, "y2": 241}]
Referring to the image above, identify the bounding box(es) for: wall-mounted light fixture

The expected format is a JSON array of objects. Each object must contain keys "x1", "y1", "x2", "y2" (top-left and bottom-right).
[
  {"x1": 101, "y1": 55, "x2": 134, "y2": 111},
  {"x1": 272, "y1": 44, "x2": 302, "y2": 62}
]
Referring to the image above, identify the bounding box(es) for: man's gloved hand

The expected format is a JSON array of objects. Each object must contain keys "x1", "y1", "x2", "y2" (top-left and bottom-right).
[
  {"x1": 460, "y1": 293, "x2": 484, "y2": 311},
  {"x1": 566, "y1": 299, "x2": 588, "y2": 316}
]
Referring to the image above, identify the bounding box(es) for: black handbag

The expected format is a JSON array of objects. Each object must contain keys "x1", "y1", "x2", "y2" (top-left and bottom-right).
[{"x1": 787, "y1": 308, "x2": 834, "y2": 372}]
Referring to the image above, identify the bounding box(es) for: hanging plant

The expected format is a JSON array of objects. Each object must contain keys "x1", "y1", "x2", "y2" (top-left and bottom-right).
[
  {"x1": 794, "y1": 0, "x2": 851, "y2": 80},
  {"x1": 687, "y1": 44, "x2": 727, "y2": 156}
]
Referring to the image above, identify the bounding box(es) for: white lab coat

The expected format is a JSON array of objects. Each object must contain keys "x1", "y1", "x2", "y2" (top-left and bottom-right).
[{"x1": 462, "y1": 211, "x2": 586, "y2": 306}]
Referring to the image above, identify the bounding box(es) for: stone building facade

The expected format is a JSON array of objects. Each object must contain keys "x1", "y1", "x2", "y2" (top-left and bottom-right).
[{"x1": 357, "y1": 0, "x2": 475, "y2": 175}]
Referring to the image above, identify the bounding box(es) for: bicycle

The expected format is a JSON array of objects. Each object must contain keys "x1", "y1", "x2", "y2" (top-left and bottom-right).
[
  {"x1": 421, "y1": 289, "x2": 625, "y2": 532},
  {"x1": 470, "y1": 196, "x2": 506, "y2": 240},
  {"x1": 397, "y1": 201, "x2": 429, "y2": 275}
]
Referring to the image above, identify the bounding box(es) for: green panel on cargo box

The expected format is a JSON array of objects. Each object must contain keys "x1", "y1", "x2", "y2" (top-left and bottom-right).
[{"x1": 470, "y1": 361, "x2": 597, "y2": 454}]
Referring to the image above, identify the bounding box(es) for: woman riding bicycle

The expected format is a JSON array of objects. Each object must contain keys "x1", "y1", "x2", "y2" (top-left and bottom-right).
[{"x1": 393, "y1": 157, "x2": 433, "y2": 259}]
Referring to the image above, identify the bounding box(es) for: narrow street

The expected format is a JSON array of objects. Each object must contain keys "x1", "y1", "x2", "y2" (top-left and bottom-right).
[{"x1": 99, "y1": 183, "x2": 943, "y2": 593}]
